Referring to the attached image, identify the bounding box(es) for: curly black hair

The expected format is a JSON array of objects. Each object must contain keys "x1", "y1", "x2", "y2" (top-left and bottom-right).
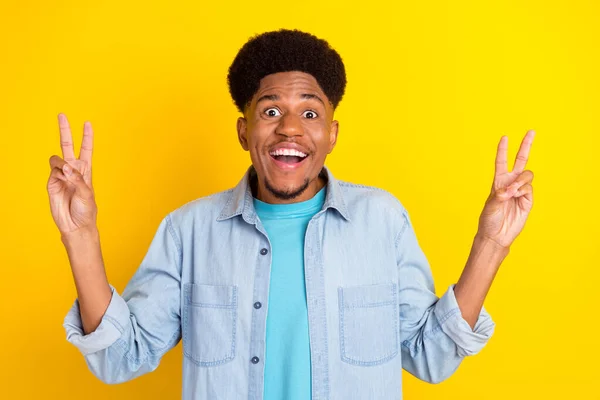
[{"x1": 227, "y1": 29, "x2": 347, "y2": 114}]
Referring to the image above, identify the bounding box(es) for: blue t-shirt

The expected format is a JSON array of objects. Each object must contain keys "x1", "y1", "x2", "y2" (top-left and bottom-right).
[{"x1": 253, "y1": 186, "x2": 326, "y2": 400}]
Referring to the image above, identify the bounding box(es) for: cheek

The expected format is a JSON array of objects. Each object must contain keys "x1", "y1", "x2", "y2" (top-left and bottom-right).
[
  {"x1": 312, "y1": 126, "x2": 333, "y2": 150},
  {"x1": 245, "y1": 129, "x2": 268, "y2": 161},
  {"x1": 248, "y1": 120, "x2": 274, "y2": 143}
]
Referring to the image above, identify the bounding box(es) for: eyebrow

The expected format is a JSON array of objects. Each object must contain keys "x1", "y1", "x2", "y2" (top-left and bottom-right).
[{"x1": 255, "y1": 93, "x2": 325, "y2": 106}]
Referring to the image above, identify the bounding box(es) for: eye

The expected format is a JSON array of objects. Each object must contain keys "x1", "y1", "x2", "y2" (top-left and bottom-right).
[
  {"x1": 303, "y1": 110, "x2": 318, "y2": 119},
  {"x1": 264, "y1": 108, "x2": 281, "y2": 117}
]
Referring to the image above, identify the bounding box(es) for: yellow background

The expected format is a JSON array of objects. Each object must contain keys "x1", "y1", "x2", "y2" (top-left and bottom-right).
[{"x1": 1, "y1": 0, "x2": 598, "y2": 398}]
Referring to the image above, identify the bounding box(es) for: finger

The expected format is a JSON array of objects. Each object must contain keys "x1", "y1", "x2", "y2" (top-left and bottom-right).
[
  {"x1": 79, "y1": 121, "x2": 94, "y2": 164},
  {"x1": 522, "y1": 185, "x2": 533, "y2": 203},
  {"x1": 512, "y1": 130, "x2": 535, "y2": 173},
  {"x1": 47, "y1": 167, "x2": 68, "y2": 195},
  {"x1": 49, "y1": 155, "x2": 67, "y2": 170},
  {"x1": 494, "y1": 135, "x2": 509, "y2": 177},
  {"x1": 58, "y1": 113, "x2": 76, "y2": 161},
  {"x1": 63, "y1": 164, "x2": 93, "y2": 198},
  {"x1": 506, "y1": 170, "x2": 534, "y2": 193},
  {"x1": 515, "y1": 183, "x2": 533, "y2": 198},
  {"x1": 496, "y1": 186, "x2": 515, "y2": 202},
  {"x1": 49, "y1": 155, "x2": 76, "y2": 178},
  {"x1": 495, "y1": 170, "x2": 533, "y2": 201},
  {"x1": 49, "y1": 166, "x2": 68, "y2": 183}
]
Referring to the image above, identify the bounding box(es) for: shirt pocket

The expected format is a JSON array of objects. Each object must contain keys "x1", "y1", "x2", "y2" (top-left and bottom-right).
[
  {"x1": 338, "y1": 282, "x2": 399, "y2": 366},
  {"x1": 182, "y1": 283, "x2": 238, "y2": 367}
]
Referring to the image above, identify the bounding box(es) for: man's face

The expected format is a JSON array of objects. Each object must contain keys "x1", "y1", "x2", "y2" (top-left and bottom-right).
[{"x1": 237, "y1": 71, "x2": 339, "y2": 203}]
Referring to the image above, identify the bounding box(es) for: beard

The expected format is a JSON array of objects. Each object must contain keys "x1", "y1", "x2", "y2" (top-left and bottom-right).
[{"x1": 264, "y1": 177, "x2": 311, "y2": 201}]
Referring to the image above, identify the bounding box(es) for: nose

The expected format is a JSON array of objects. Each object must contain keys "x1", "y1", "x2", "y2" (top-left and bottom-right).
[{"x1": 276, "y1": 113, "x2": 303, "y2": 138}]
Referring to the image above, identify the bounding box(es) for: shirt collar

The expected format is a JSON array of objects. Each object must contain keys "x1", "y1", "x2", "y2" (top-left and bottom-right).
[{"x1": 216, "y1": 165, "x2": 350, "y2": 223}]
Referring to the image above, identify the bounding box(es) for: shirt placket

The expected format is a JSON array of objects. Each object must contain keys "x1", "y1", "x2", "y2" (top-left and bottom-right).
[
  {"x1": 247, "y1": 220, "x2": 272, "y2": 400},
  {"x1": 305, "y1": 211, "x2": 330, "y2": 400}
]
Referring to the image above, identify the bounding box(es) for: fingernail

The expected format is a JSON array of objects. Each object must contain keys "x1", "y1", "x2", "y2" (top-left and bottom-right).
[{"x1": 63, "y1": 165, "x2": 71, "y2": 175}]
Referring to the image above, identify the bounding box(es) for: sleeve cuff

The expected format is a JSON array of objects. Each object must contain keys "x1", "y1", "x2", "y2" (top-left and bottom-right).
[
  {"x1": 434, "y1": 284, "x2": 495, "y2": 357},
  {"x1": 63, "y1": 284, "x2": 131, "y2": 356}
]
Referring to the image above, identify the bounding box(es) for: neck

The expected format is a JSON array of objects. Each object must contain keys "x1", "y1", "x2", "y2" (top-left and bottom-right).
[{"x1": 252, "y1": 173, "x2": 327, "y2": 204}]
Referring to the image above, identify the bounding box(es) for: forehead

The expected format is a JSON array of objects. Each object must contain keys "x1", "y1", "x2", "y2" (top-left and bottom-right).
[{"x1": 255, "y1": 71, "x2": 326, "y2": 98}]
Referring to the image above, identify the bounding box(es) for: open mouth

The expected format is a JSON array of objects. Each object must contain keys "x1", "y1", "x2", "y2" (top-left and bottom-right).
[{"x1": 269, "y1": 148, "x2": 308, "y2": 166}]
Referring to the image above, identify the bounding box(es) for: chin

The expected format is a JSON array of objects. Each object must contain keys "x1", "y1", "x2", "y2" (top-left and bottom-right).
[{"x1": 264, "y1": 177, "x2": 310, "y2": 201}]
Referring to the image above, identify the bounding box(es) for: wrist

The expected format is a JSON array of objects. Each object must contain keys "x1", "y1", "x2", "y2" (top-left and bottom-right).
[
  {"x1": 473, "y1": 233, "x2": 511, "y2": 259},
  {"x1": 61, "y1": 226, "x2": 100, "y2": 249}
]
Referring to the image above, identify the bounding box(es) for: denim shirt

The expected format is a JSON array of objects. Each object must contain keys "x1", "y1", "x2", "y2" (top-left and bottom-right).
[{"x1": 63, "y1": 166, "x2": 495, "y2": 400}]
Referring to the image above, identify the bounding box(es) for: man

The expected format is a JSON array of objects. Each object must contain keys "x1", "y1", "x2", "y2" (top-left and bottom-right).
[{"x1": 48, "y1": 29, "x2": 535, "y2": 400}]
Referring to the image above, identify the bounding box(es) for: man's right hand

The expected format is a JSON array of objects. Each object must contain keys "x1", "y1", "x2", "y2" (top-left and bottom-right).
[
  {"x1": 49, "y1": 113, "x2": 112, "y2": 335},
  {"x1": 47, "y1": 113, "x2": 98, "y2": 238}
]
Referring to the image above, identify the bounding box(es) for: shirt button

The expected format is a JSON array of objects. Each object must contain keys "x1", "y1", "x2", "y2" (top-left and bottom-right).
[
  {"x1": 253, "y1": 302, "x2": 262, "y2": 309},
  {"x1": 260, "y1": 248, "x2": 268, "y2": 255},
  {"x1": 251, "y1": 356, "x2": 260, "y2": 364}
]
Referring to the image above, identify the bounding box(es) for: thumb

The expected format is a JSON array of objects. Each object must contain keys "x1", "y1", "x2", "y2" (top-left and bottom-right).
[
  {"x1": 63, "y1": 164, "x2": 93, "y2": 199},
  {"x1": 494, "y1": 186, "x2": 515, "y2": 202}
]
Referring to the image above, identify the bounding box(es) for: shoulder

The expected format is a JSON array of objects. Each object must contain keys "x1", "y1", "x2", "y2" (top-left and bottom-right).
[
  {"x1": 336, "y1": 179, "x2": 409, "y2": 226},
  {"x1": 165, "y1": 188, "x2": 235, "y2": 228}
]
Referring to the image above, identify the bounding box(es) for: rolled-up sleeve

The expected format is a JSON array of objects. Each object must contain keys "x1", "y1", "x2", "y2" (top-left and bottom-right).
[
  {"x1": 396, "y1": 209, "x2": 495, "y2": 384},
  {"x1": 63, "y1": 284, "x2": 131, "y2": 356},
  {"x1": 434, "y1": 284, "x2": 495, "y2": 357},
  {"x1": 62, "y1": 214, "x2": 183, "y2": 384}
]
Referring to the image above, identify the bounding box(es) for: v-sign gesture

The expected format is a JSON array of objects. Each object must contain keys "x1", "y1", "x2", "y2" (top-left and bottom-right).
[
  {"x1": 47, "y1": 113, "x2": 98, "y2": 236},
  {"x1": 477, "y1": 130, "x2": 535, "y2": 248}
]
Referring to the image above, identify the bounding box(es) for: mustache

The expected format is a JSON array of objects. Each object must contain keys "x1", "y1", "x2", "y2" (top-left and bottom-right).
[{"x1": 267, "y1": 141, "x2": 312, "y2": 155}]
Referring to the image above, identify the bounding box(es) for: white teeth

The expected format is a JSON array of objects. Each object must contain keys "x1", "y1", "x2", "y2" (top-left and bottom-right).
[{"x1": 269, "y1": 148, "x2": 307, "y2": 157}]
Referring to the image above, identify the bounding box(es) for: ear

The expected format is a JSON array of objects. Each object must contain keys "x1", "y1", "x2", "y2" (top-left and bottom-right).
[
  {"x1": 237, "y1": 116, "x2": 249, "y2": 151},
  {"x1": 328, "y1": 120, "x2": 339, "y2": 154}
]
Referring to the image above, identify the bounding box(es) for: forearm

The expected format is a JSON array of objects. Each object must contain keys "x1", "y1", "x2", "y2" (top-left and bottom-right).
[
  {"x1": 62, "y1": 227, "x2": 112, "y2": 335},
  {"x1": 454, "y1": 235, "x2": 510, "y2": 329}
]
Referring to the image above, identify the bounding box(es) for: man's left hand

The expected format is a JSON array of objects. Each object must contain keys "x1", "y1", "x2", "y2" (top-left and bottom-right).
[{"x1": 476, "y1": 130, "x2": 535, "y2": 249}]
